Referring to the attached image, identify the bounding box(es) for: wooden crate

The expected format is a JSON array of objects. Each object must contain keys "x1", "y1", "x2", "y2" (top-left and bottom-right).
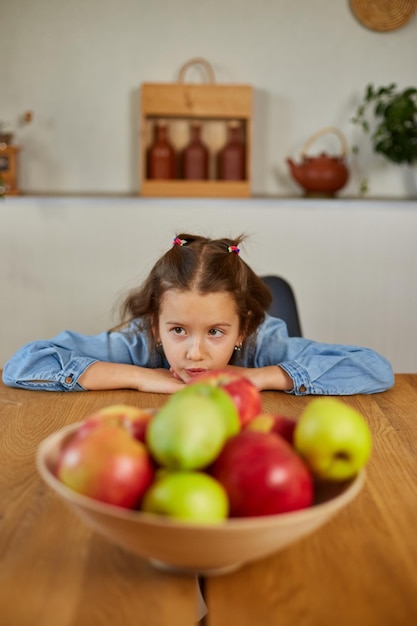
[
  {"x1": 140, "y1": 82, "x2": 253, "y2": 197},
  {"x1": 0, "y1": 145, "x2": 20, "y2": 195}
]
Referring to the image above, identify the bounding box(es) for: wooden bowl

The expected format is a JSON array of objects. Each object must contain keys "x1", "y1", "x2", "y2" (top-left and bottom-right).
[{"x1": 37, "y1": 422, "x2": 365, "y2": 576}]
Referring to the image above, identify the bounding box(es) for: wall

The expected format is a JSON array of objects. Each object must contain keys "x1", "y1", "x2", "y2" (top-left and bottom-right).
[
  {"x1": 2, "y1": 4, "x2": 416, "y2": 375},
  {"x1": 1, "y1": 0, "x2": 417, "y2": 198},
  {"x1": 1, "y1": 196, "x2": 416, "y2": 373}
]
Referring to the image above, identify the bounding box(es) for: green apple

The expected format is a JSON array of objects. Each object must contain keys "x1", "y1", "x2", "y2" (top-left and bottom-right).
[
  {"x1": 294, "y1": 397, "x2": 372, "y2": 481},
  {"x1": 146, "y1": 383, "x2": 239, "y2": 470},
  {"x1": 189, "y1": 370, "x2": 263, "y2": 427},
  {"x1": 181, "y1": 383, "x2": 241, "y2": 439},
  {"x1": 141, "y1": 471, "x2": 229, "y2": 524}
]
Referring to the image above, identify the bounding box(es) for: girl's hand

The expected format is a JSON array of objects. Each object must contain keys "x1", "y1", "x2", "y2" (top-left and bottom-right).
[
  {"x1": 224, "y1": 365, "x2": 294, "y2": 392},
  {"x1": 169, "y1": 367, "x2": 184, "y2": 381},
  {"x1": 136, "y1": 368, "x2": 187, "y2": 393},
  {"x1": 79, "y1": 362, "x2": 186, "y2": 394}
]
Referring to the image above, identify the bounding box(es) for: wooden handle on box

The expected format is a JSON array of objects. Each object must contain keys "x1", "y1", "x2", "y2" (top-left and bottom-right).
[{"x1": 178, "y1": 58, "x2": 216, "y2": 84}]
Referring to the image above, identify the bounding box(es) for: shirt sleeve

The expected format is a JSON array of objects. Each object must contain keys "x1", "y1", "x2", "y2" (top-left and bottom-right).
[
  {"x1": 252, "y1": 316, "x2": 395, "y2": 395},
  {"x1": 2, "y1": 324, "x2": 151, "y2": 391}
]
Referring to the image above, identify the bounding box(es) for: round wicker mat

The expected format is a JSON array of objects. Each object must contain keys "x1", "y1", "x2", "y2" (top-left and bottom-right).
[{"x1": 350, "y1": 0, "x2": 417, "y2": 32}]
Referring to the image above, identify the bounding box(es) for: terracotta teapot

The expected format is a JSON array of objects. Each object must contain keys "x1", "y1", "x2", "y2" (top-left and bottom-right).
[{"x1": 287, "y1": 127, "x2": 349, "y2": 196}]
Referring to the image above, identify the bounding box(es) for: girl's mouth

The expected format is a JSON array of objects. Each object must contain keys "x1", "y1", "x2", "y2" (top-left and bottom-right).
[{"x1": 185, "y1": 369, "x2": 207, "y2": 378}]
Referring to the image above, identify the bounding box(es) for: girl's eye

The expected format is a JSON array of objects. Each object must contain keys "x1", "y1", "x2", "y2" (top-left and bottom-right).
[
  {"x1": 171, "y1": 327, "x2": 186, "y2": 335},
  {"x1": 208, "y1": 328, "x2": 223, "y2": 337}
]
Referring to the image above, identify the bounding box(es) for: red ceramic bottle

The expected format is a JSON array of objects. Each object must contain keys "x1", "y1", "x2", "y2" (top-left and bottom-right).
[
  {"x1": 218, "y1": 122, "x2": 246, "y2": 180},
  {"x1": 148, "y1": 122, "x2": 176, "y2": 180},
  {"x1": 181, "y1": 123, "x2": 209, "y2": 180}
]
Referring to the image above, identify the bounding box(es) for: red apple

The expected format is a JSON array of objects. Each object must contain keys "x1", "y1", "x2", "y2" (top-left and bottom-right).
[
  {"x1": 76, "y1": 404, "x2": 155, "y2": 443},
  {"x1": 211, "y1": 430, "x2": 313, "y2": 516},
  {"x1": 245, "y1": 413, "x2": 297, "y2": 445},
  {"x1": 190, "y1": 370, "x2": 262, "y2": 427},
  {"x1": 56, "y1": 423, "x2": 154, "y2": 508}
]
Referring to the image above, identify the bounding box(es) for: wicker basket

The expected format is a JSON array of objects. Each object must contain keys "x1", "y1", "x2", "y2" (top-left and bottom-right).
[{"x1": 349, "y1": 0, "x2": 417, "y2": 32}]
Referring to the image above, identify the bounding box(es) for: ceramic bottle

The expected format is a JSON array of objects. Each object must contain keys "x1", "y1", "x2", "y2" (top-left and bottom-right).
[
  {"x1": 181, "y1": 123, "x2": 209, "y2": 180},
  {"x1": 218, "y1": 122, "x2": 246, "y2": 180},
  {"x1": 148, "y1": 122, "x2": 176, "y2": 179}
]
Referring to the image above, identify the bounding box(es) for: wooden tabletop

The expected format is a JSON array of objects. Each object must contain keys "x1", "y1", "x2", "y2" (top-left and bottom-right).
[{"x1": 1, "y1": 374, "x2": 417, "y2": 626}]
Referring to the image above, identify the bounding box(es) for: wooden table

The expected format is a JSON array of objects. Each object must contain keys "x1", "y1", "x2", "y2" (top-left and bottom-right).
[{"x1": 1, "y1": 374, "x2": 417, "y2": 625}]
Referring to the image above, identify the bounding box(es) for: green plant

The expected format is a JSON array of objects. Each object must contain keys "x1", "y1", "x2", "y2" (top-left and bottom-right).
[
  {"x1": 351, "y1": 83, "x2": 417, "y2": 165},
  {"x1": 0, "y1": 120, "x2": 13, "y2": 142}
]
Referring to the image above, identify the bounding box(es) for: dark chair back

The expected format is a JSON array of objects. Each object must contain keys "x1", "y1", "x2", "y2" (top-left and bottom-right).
[{"x1": 261, "y1": 275, "x2": 303, "y2": 337}]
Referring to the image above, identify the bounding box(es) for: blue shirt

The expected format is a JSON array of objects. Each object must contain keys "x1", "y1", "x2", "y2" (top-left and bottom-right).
[{"x1": 2, "y1": 315, "x2": 394, "y2": 395}]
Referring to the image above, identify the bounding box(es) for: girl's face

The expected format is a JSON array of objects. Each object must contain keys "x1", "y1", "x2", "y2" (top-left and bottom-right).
[{"x1": 157, "y1": 289, "x2": 244, "y2": 383}]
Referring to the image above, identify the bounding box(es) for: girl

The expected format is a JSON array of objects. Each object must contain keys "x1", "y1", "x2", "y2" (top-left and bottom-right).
[{"x1": 2, "y1": 233, "x2": 394, "y2": 395}]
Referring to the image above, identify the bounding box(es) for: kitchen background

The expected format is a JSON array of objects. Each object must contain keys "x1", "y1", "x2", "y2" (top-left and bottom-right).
[
  {"x1": 1, "y1": 0, "x2": 416, "y2": 373},
  {"x1": 1, "y1": 0, "x2": 417, "y2": 197}
]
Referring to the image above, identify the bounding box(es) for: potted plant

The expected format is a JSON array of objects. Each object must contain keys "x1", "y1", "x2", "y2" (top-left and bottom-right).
[
  {"x1": 0, "y1": 122, "x2": 14, "y2": 145},
  {"x1": 0, "y1": 111, "x2": 34, "y2": 145},
  {"x1": 351, "y1": 83, "x2": 417, "y2": 194}
]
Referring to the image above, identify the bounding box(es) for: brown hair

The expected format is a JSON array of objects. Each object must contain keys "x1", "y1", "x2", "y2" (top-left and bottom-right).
[{"x1": 118, "y1": 233, "x2": 272, "y2": 347}]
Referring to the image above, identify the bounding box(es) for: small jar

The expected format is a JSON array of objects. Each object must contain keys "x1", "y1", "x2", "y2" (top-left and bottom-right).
[
  {"x1": 218, "y1": 121, "x2": 246, "y2": 181},
  {"x1": 147, "y1": 122, "x2": 176, "y2": 180},
  {"x1": 181, "y1": 123, "x2": 209, "y2": 180}
]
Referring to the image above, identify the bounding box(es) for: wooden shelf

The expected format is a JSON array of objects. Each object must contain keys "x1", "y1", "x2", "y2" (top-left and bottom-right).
[{"x1": 141, "y1": 179, "x2": 250, "y2": 198}]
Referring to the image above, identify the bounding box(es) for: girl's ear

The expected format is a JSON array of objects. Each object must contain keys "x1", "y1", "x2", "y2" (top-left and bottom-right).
[
  {"x1": 150, "y1": 314, "x2": 160, "y2": 342},
  {"x1": 239, "y1": 311, "x2": 252, "y2": 342},
  {"x1": 237, "y1": 330, "x2": 246, "y2": 348}
]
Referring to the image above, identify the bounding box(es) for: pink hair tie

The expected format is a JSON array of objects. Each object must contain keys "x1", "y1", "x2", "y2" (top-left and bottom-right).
[
  {"x1": 227, "y1": 245, "x2": 240, "y2": 255},
  {"x1": 173, "y1": 237, "x2": 187, "y2": 246}
]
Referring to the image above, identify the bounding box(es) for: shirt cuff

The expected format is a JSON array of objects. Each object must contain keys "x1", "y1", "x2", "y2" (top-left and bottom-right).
[
  {"x1": 57, "y1": 358, "x2": 99, "y2": 390},
  {"x1": 278, "y1": 362, "x2": 310, "y2": 395},
  {"x1": 14, "y1": 358, "x2": 98, "y2": 391}
]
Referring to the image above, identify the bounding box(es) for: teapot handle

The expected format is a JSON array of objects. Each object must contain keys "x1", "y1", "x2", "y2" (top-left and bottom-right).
[
  {"x1": 301, "y1": 127, "x2": 348, "y2": 159},
  {"x1": 178, "y1": 57, "x2": 216, "y2": 84}
]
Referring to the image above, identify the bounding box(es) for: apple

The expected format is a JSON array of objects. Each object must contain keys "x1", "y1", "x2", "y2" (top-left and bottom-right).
[
  {"x1": 76, "y1": 404, "x2": 155, "y2": 443},
  {"x1": 211, "y1": 430, "x2": 314, "y2": 516},
  {"x1": 245, "y1": 413, "x2": 297, "y2": 445},
  {"x1": 142, "y1": 471, "x2": 229, "y2": 524},
  {"x1": 122, "y1": 408, "x2": 156, "y2": 443},
  {"x1": 146, "y1": 383, "x2": 240, "y2": 470},
  {"x1": 189, "y1": 370, "x2": 262, "y2": 427},
  {"x1": 56, "y1": 423, "x2": 155, "y2": 508},
  {"x1": 293, "y1": 397, "x2": 372, "y2": 481}
]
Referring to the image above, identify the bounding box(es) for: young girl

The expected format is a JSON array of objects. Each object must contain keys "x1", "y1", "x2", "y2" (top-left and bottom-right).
[{"x1": 2, "y1": 233, "x2": 394, "y2": 395}]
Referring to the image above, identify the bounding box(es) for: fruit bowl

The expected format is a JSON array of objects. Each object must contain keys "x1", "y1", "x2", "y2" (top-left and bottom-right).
[{"x1": 37, "y1": 422, "x2": 365, "y2": 576}]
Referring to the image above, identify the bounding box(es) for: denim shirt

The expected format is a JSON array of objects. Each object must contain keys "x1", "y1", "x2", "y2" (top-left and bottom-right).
[{"x1": 2, "y1": 314, "x2": 394, "y2": 395}]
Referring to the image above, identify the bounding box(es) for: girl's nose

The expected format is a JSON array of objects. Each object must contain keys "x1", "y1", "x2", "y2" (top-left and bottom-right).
[{"x1": 186, "y1": 338, "x2": 205, "y2": 360}]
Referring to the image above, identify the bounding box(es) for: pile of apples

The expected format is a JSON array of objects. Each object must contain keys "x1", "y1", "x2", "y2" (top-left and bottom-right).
[{"x1": 56, "y1": 371, "x2": 372, "y2": 523}]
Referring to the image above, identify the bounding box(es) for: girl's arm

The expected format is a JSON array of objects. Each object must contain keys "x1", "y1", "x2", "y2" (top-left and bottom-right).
[
  {"x1": 2, "y1": 327, "x2": 183, "y2": 394},
  {"x1": 232, "y1": 316, "x2": 395, "y2": 395},
  {"x1": 227, "y1": 364, "x2": 294, "y2": 392}
]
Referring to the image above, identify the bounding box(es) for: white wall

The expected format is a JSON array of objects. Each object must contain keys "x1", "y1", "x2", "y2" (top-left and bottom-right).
[
  {"x1": 1, "y1": 0, "x2": 416, "y2": 198},
  {"x1": 1, "y1": 196, "x2": 416, "y2": 373},
  {"x1": 1, "y1": 4, "x2": 416, "y2": 375}
]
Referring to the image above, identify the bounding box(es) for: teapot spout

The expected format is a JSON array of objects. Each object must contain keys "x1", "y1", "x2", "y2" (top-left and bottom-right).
[
  {"x1": 286, "y1": 157, "x2": 303, "y2": 185},
  {"x1": 286, "y1": 157, "x2": 296, "y2": 175}
]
